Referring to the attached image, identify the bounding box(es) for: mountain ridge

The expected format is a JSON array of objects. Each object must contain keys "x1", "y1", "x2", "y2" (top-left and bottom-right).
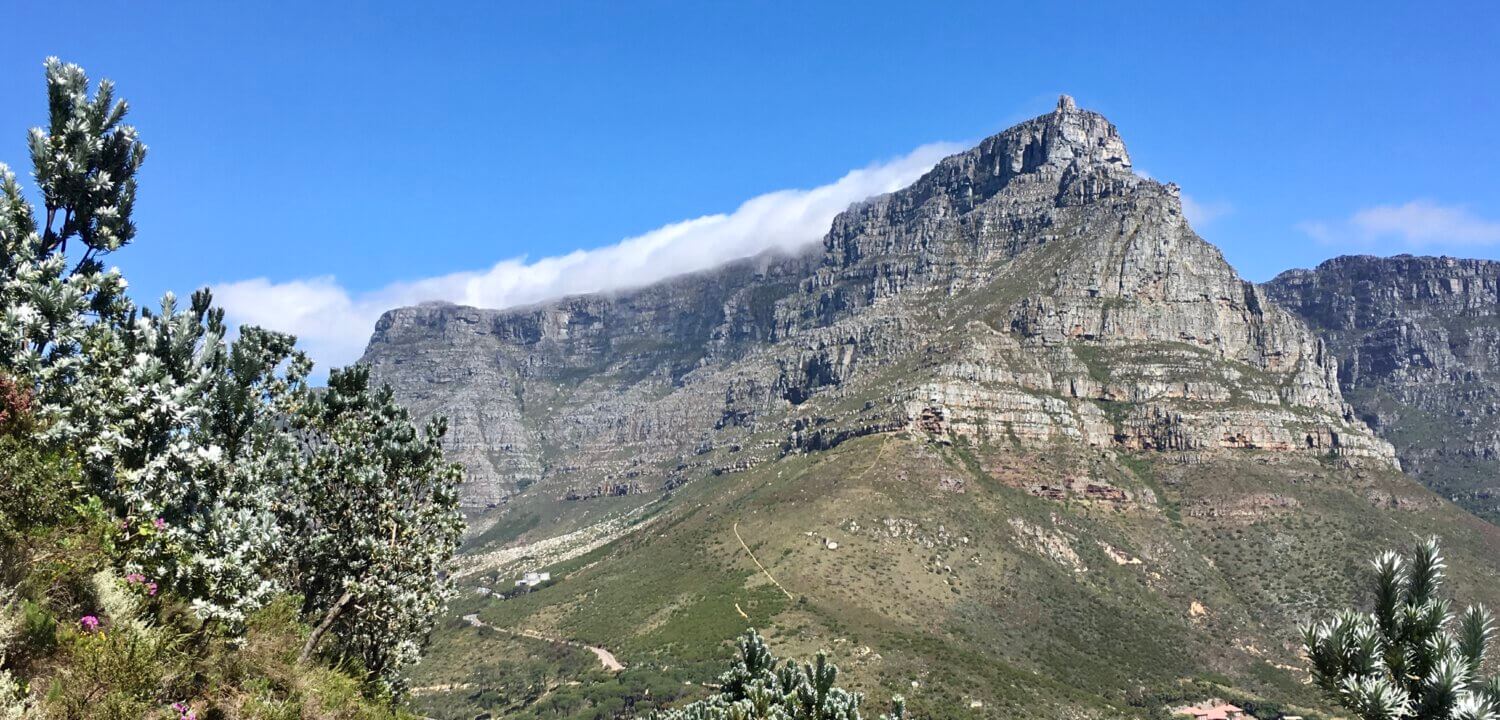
[
  {"x1": 1266, "y1": 253, "x2": 1500, "y2": 522},
  {"x1": 363, "y1": 95, "x2": 1395, "y2": 507}
]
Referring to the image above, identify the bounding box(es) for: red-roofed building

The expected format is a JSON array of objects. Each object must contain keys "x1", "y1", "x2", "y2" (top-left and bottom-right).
[{"x1": 1174, "y1": 702, "x2": 1246, "y2": 720}]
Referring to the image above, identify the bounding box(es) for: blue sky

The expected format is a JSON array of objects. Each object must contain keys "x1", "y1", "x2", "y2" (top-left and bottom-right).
[{"x1": 2, "y1": 2, "x2": 1497, "y2": 370}]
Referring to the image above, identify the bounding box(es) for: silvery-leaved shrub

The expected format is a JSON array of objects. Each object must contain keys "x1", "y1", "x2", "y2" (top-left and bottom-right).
[
  {"x1": 653, "y1": 629, "x2": 909, "y2": 720},
  {"x1": 1, "y1": 56, "x2": 465, "y2": 698},
  {"x1": 94, "y1": 290, "x2": 309, "y2": 626},
  {"x1": 283, "y1": 364, "x2": 464, "y2": 691},
  {"x1": 1304, "y1": 537, "x2": 1500, "y2": 720}
]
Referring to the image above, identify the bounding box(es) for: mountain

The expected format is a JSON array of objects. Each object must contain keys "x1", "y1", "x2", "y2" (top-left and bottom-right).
[
  {"x1": 362, "y1": 98, "x2": 1500, "y2": 719},
  {"x1": 363, "y1": 95, "x2": 1393, "y2": 507},
  {"x1": 1266, "y1": 255, "x2": 1500, "y2": 523}
]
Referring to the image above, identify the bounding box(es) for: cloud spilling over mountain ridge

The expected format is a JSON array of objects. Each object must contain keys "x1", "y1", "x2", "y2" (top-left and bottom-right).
[{"x1": 213, "y1": 141, "x2": 963, "y2": 372}]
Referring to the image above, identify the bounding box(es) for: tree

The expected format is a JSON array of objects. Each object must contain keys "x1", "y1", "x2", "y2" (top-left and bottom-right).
[
  {"x1": 0, "y1": 60, "x2": 139, "y2": 437},
  {"x1": 29, "y1": 58, "x2": 146, "y2": 266},
  {"x1": 285, "y1": 365, "x2": 463, "y2": 690},
  {"x1": 100, "y1": 291, "x2": 309, "y2": 626},
  {"x1": 653, "y1": 629, "x2": 909, "y2": 720},
  {"x1": 2, "y1": 59, "x2": 318, "y2": 628},
  {"x1": 1303, "y1": 537, "x2": 1500, "y2": 720},
  {"x1": 1, "y1": 55, "x2": 466, "y2": 699}
]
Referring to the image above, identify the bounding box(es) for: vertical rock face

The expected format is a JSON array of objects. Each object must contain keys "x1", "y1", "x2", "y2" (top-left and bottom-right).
[
  {"x1": 1266, "y1": 255, "x2": 1500, "y2": 521},
  {"x1": 362, "y1": 254, "x2": 813, "y2": 505},
  {"x1": 363, "y1": 97, "x2": 1395, "y2": 507}
]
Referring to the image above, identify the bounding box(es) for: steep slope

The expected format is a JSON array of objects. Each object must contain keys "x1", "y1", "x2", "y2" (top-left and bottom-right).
[
  {"x1": 1266, "y1": 255, "x2": 1500, "y2": 523},
  {"x1": 362, "y1": 253, "x2": 814, "y2": 505},
  {"x1": 356, "y1": 98, "x2": 1500, "y2": 720}
]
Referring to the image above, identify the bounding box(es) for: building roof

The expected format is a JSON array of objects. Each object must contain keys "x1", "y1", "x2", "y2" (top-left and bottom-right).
[{"x1": 1176, "y1": 702, "x2": 1244, "y2": 720}]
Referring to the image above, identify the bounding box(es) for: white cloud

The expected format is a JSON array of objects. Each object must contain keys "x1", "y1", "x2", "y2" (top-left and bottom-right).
[
  {"x1": 1300, "y1": 200, "x2": 1500, "y2": 248},
  {"x1": 213, "y1": 142, "x2": 962, "y2": 373},
  {"x1": 1180, "y1": 194, "x2": 1232, "y2": 227}
]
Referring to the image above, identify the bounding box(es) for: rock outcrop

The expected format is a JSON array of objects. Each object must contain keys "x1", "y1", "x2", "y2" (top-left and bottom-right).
[
  {"x1": 363, "y1": 96, "x2": 1396, "y2": 506},
  {"x1": 1266, "y1": 255, "x2": 1500, "y2": 521}
]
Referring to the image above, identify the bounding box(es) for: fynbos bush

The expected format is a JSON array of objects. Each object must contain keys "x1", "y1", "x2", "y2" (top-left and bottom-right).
[{"x1": 1303, "y1": 537, "x2": 1500, "y2": 720}]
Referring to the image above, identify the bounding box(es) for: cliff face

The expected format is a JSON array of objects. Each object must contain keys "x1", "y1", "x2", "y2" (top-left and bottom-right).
[
  {"x1": 1266, "y1": 255, "x2": 1500, "y2": 522},
  {"x1": 362, "y1": 253, "x2": 814, "y2": 505},
  {"x1": 363, "y1": 96, "x2": 1395, "y2": 507}
]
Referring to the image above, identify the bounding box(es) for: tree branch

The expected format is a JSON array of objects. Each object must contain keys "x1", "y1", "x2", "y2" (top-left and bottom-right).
[
  {"x1": 298, "y1": 589, "x2": 354, "y2": 665},
  {"x1": 68, "y1": 248, "x2": 94, "y2": 277}
]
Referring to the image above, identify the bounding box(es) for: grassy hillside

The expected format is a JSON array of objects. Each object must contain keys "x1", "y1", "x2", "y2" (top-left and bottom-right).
[{"x1": 412, "y1": 433, "x2": 1500, "y2": 719}]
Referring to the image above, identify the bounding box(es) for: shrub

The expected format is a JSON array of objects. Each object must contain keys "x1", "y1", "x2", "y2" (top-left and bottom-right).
[
  {"x1": 1303, "y1": 537, "x2": 1500, "y2": 720},
  {"x1": 41, "y1": 623, "x2": 179, "y2": 720},
  {"x1": 0, "y1": 374, "x2": 31, "y2": 437},
  {"x1": 652, "y1": 629, "x2": 908, "y2": 720},
  {"x1": 0, "y1": 436, "x2": 74, "y2": 534},
  {"x1": 285, "y1": 365, "x2": 464, "y2": 692},
  {"x1": 0, "y1": 56, "x2": 460, "y2": 714}
]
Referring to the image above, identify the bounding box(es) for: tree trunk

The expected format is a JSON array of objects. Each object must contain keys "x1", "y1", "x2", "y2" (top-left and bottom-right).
[{"x1": 298, "y1": 590, "x2": 353, "y2": 665}]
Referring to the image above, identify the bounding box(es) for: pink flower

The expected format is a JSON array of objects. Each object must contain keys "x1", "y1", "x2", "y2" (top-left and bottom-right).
[
  {"x1": 79, "y1": 615, "x2": 101, "y2": 631},
  {"x1": 153, "y1": 517, "x2": 166, "y2": 530},
  {"x1": 125, "y1": 572, "x2": 146, "y2": 584},
  {"x1": 146, "y1": 582, "x2": 158, "y2": 596}
]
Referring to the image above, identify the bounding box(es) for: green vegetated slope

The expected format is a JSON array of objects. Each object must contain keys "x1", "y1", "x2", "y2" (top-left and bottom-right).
[{"x1": 413, "y1": 432, "x2": 1500, "y2": 719}]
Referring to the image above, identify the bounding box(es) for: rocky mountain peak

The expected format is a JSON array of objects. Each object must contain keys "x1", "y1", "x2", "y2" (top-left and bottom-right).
[
  {"x1": 1043, "y1": 93, "x2": 1131, "y2": 171},
  {"x1": 971, "y1": 92, "x2": 1132, "y2": 177},
  {"x1": 364, "y1": 100, "x2": 1396, "y2": 506},
  {"x1": 899, "y1": 95, "x2": 1134, "y2": 216}
]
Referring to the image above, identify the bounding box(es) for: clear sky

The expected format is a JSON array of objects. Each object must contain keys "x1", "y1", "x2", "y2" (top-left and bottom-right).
[{"x1": 2, "y1": 2, "x2": 1497, "y2": 371}]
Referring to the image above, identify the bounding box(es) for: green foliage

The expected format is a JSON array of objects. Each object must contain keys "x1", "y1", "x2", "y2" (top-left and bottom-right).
[
  {"x1": 0, "y1": 60, "x2": 136, "y2": 433},
  {"x1": 652, "y1": 629, "x2": 908, "y2": 720},
  {"x1": 0, "y1": 478, "x2": 421, "y2": 719},
  {"x1": 0, "y1": 57, "x2": 464, "y2": 712},
  {"x1": 98, "y1": 290, "x2": 309, "y2": 626},
  {"x1": 1304, "y1": 537, "x2": 1500, "y2": 720},
  {"x1": 45, "y1": 620, "x2": 177, "y2": 720},
  {"x1": 28, "y1": 58, "x2": 146, "y2": 265},
  {"x1": 286, "y1": 365, "x2": 464, "y2": 691},
  {"x1": 0, "y1": 434, "x2": 74, "y2": 534}
]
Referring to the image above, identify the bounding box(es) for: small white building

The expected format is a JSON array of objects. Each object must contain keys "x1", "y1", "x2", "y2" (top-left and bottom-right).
[{"x1": 516, "y1": 571, "x2": 551, "y2": 588}]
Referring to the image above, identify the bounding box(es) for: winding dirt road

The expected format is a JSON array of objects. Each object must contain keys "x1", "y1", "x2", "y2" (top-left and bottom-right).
[{"x1": 462, "y1": 614, "x2": 624, "y2": 672}]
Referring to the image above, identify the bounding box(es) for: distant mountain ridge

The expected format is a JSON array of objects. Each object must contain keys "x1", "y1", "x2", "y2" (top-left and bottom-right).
[{"x1": 1267, "y1": 254, "x2": 1500, "y2": 522}]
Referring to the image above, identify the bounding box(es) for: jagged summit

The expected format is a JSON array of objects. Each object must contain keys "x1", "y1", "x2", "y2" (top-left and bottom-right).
[{"x1": 893, "y1": 95, "x2": 1135, "y2": 221}]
